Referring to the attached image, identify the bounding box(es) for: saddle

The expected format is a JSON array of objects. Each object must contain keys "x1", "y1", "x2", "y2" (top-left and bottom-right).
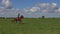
[{"x1": 16, "y1": 18, "x2": 21, "y2": 21}]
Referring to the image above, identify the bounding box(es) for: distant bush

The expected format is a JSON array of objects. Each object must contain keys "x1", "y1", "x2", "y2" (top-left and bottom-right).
[
  {"x1": 0, "y1": 17, "x2": 5, "y2": 19},
  {"x1": 42, "y1": 16, "x2": 45, "y2": 19}
]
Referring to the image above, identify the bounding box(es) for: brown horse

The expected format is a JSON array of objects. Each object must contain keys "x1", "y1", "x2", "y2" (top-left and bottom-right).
[{"x1": 12, "y1": 15, "x2": 24, "y2": 23}]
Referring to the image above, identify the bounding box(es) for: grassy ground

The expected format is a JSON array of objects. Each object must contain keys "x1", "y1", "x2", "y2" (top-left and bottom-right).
[{"x1": 0, "y1": 18, "x2": 60, "y2": 34}]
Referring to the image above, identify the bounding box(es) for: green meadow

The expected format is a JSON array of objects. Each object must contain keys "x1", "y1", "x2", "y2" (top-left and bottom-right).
[{"x1": 0, "y1": 18, "x2": 60, "y2": 34}]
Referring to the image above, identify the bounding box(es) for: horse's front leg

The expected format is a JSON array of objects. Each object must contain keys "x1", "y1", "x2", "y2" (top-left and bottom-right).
[{"x1": 19, "y1": 20, "x2": 22, "y2": 24}]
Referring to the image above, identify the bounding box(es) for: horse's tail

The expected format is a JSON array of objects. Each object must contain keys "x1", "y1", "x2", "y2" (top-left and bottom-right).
[{"x1": 12, "y1": 18, "x2": 16, "y2": 22}]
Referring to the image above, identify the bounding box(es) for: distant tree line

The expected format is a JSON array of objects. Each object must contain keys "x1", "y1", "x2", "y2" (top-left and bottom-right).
[
  {"x1": 0, "y1": 17, "x2": 5, "y2": 19},
  {"x1": 0, "y1": 17, "x2": 15, "y2": 19},
  {"x1": 0, "y1": 15, "x2": 45, "y2": 19}
]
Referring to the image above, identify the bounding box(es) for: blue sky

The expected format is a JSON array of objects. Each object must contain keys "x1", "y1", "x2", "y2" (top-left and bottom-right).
[
  {"x1": 0, "y1": 0, "x2": 60, "y2": 8},
  {"x1": 10, "y1": 0, "x2": 60, "y2": 9},
  {"x1": 0, "y1": 0, "x2": 60, "y2": 18}
]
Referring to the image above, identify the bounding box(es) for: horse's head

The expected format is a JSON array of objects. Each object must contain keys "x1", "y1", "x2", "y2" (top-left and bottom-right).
[{"x1": 20, "y1": 15, "x2": 24, "y2": 19}]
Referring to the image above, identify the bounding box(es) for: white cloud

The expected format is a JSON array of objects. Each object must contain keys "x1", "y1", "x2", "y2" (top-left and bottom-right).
[
  {"x1": 2, "y1": 0, "x2": 12, "y2": 9},
  {"x1": 58, "y1": 8, "x2": 60, "y2": 12},
  {"x1": 51, "y1": 3, "x2": 56, "y2": 8},
  {"x1": 23, "y1": 3, "x2": 58, "y2": 13},
  {"x1": 0, "y1": 7, "x2": 4, "y2": 9},
  {"x1": 11, "y1": 8, "x2": 15, "y2": 10},
  {"x1": 23, "y1": 7, "x2": 40, "y2": 13},
  {"x1": 30, "y1": 7, "x2": 40, "y2": 12},
  {"x1": 23, "y1": 7, "x2": 31, "y2": 12},
  {"x1": 2, "y1": 0, "x2": 6, "y2": 4},
  {"x1": 35, "y1": 3, "x2": 50, "y2": 8},
  {"x1": 42, "y1": 9, "x2": 49, "y2": 13},
  {"x1": 24, "y1": 8, "x2": 29, "y2": 12},
  {"x1": 55, "y1": 8, "x2": 60, "y2": 13}
]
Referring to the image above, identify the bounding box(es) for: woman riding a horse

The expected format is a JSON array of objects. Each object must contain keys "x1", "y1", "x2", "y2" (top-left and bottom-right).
[{"x1": 12, "y1": 14, "x2": 24, "y2": 23}]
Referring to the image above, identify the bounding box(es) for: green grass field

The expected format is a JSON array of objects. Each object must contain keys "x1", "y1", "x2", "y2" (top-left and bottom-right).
[{"x1": 0, "y1": 18, "x2": 60, "y2": 34}]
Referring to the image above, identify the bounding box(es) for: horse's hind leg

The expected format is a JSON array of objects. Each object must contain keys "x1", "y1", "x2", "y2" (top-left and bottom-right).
[
  {"x1": 12, "y1": 19, "x2": 15, "y2": 22},
  {"x1": 19, "y1": 20, "x2": 22, "y2": 24},
  {"x1": 15, "y1": 20, "x2": 18, "y2": 23}
]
